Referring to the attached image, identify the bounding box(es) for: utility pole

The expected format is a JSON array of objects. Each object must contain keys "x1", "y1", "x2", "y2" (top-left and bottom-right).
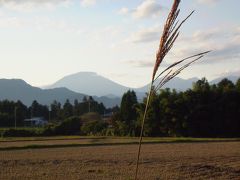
[
  {"x1": 31, "y1": 107, "x2": 33, "y2": 119},
  {"x1": 88, "y1": 100, "x2": 90, "y2": 113},
  {"x1": 14, "y1": 107, "x2": 17, "y2": 129},
  {"x1": 31, "y1": 107, "x2": 33, "y2": 127},
  {"x1": 88, "y1": 96, "x2": 92, "y2": 113},
  {"x1": 49, "y1": 105, "x2": 51, "y2": 122}
]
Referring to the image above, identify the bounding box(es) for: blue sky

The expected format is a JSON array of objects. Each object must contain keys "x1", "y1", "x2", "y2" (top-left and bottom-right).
[{"x1": 0, "y1": 0, "x2": 239, "y2": 88}]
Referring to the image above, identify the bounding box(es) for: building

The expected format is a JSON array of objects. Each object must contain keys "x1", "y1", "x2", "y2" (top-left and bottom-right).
[
  {"x1": 102, "y1": 112, "x2": 114, "y2": 127},
  {"x1": 24, "y1": 117, "x2": 48, "y2": 127}
]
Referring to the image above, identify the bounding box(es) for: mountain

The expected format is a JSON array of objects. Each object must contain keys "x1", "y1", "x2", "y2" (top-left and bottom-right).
[
  {"x1": 45, "y1": 72, "x2": 130, "y2": 97},
  {"x1": 136, "y1": 77, "x2": 199, "y2": 93},
  {"x1": 95, "y1": 96, "x2": 121, "y2": 108},
  {"x1": 210, "y1": 76, "x2": 239, "y2": 85},
  {"x1": 1, "y1": 74, "x2": 238, "y2": 108},
  {"x1": 0, "y1": 79, "x2": 120, "y2": 108},
  {"x1": 45, "y1": 72, "x2": 201, "y2": 97},
  {"x1": 137, "y1": 76, "x2": 240, "y2": 94},
  {"x1": 45, "y1": 71, "x2": 240, "y2": 100}
]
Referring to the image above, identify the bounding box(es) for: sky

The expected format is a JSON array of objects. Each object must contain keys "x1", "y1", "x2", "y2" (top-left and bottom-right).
[{"x1": 0, "y1": 0, "x2": 239, "y2": 88}]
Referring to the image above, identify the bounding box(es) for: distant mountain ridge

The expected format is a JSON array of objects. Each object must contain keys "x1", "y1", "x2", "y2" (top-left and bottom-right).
[
  {"x1": 0, "y1": 79, "x2": 120, "y2": 108},
  {"x1": 46, "y1": 72, "x2": 239, "y2": 96},
  {"x1": 0, "y1": 73, "x2": 239, "y2": 108},
  {"x1": 45, "y1": 72, "x2": 201, "y2": 97},
  {"x1": 136, "y1": 77, "x2": 199, "y2": 93},
  {"x1": 45, "y1": 72, "x2": 130, "y2": 97},
  {"x1": 209, "y1": 76, "x2": 239, "y2": 85}
]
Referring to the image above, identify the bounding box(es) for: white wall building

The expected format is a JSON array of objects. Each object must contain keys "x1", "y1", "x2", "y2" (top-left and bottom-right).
[{"x1": 24, "y1": 117, "x2": 48, "y2": 127}]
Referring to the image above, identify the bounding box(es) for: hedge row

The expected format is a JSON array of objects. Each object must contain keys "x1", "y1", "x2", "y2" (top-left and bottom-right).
[{"x1": 1, "y1": 116, "x2": 82, "y2": 137}]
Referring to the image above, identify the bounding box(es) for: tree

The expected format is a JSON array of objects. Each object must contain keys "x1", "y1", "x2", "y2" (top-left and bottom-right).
[
  {"x1": 50, "y1": 100, "x2": 61, "y2": 121},
  {"x1": 63, "y1": 99, "x2": 73, "y2": 118},
  {"x1": 236, "y1": 78, "x2": 240, "y2": 91},
  {"x1": 119, "y1": 90, "x2": 138, "y2": 135},
  {"x1": 193, "y1": 78, "x2": 210, "y2": 92},
  {"x1": 15, "y1": 101, "x2": 28, "y2": 126},
  {"x1": 137, "y1": 91, "x2": 162, "y2": 137},
  {"x1": 29, "y1": 100, "x2": 48, "y2": 119},
  {"x1": 97, "y1": 102, "x2": 105, "y2": 115},
  {"x1": 217, "y1": 78, "x2": 234, "y2": 92},
  {"x1": 73, "y1": 99, "x2": 79, "y2": 116},
  {"x1": 82, "y1": 96, "x2": 88, "y2": 102},
  {"x1": 0, "y1": 100, "x2": 28, "y2": 127}
]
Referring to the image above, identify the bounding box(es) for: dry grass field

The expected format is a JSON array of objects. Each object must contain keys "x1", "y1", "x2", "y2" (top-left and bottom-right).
[
  {"x1": 0, "y1": 140, "x2": 239, "y2": 180},
  {"x1": 0, "y1": 136, "x2": 239, "y2": 150}
]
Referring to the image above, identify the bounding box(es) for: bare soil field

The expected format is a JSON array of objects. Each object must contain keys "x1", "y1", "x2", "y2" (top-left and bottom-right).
[{"x1": 0, "y1": 141, "x2": 239, "y2": 180}]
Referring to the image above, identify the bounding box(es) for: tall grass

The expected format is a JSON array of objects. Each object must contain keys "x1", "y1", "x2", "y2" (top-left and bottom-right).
[{"x1": 134, "y1": 0, "x2": 210, "y2": 179}]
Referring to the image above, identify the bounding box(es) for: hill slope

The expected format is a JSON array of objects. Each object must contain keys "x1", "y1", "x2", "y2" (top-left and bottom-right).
[
  {"x1": 45, "y1": 72, "x2": 130, "y2": 97},
  {"x1": 0, "y1": 79, "x2": 120, "y2": 107},
  {"x1": 136, "y1": 77, "x2": 199, "y2": 93}
]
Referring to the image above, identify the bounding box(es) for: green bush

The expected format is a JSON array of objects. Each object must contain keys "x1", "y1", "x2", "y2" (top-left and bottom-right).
[
  {"x1": 0, "y1": 128, "x2": 6, "y2": 137},
  {"x1": 105, "y1": 128, "x2": 115, "y2": 136},
  {"x1": 41, "y1": 124, "x2": 55, "y2": 136},
  {"x1": 1, "y1": 128, "x2": 42, "y2": 137},
  {"x1": 81, "y1": 120, "x2": 108, "y2": 135},
  {"x1": 1, "y1": 117, "x2": 82, "y2": 137},
  {"x1": 52, "y1": 116, "x2": 82, "y2": 135}
]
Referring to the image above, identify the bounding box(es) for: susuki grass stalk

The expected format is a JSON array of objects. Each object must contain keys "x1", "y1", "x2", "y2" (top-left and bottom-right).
[
  {"x1": 135, "y1": 80, "x2": 153, "y2": 180},
  {"x1": 134, "y1": 0, "x2": 210, "y2": 179}
]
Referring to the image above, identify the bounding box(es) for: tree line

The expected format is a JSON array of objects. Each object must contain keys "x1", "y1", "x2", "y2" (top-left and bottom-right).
[
  {"x1": 0, "y1": 96, "x2": 111, "y2": 127},
  {"x1": 112, "y1": 78, "x2": 240, "y2": 137},
  {"x1": 1, "y1": 77, "x2": 240, "y2": 138}
]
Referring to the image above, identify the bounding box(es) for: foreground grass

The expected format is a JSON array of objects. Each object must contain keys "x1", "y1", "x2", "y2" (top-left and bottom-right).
[{"x1": 0, "y1": 136, "x2": 239, "y2": 151}]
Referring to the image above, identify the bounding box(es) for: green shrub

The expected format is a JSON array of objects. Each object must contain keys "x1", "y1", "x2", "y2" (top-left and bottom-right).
[
  {"x1": 0, "y1": 128, "x2": 6, "y2": 137},
  {"x1": 52, "y1": 116, "x2": 82, "y2": 135},
  {"x1": 1, "y1": 117, "x2": 82, "y2": 137},
  {"x1": 81, "y1": 120, "x2": 108, "y2": 135},
  {"x1": 2, "y1": 128, "x2": 40, "y2": 137},
  {"x1": 81, "y1": 112, "x2": 102, "y2": 123},
  {"x1": 105, "y1": 128, "x2": 115, "y2": 136},
  {"x1": 41, "y1": 124, "x2": 55, "y2": 136}
]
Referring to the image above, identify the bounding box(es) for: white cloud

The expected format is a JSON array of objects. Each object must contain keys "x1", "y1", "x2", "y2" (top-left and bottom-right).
[
  {"x1": 0, "y1": 13, "x2": 85, "y2": 34},
  {"x1": 0, "y1": 16, "x2": 27, "y2": 28},
  {"x1": 197, "y1": 0, "x2": 221, "y2": 5},
  {"x1": 80, "y1": 0, "x2": 96, "y2": 7},
  {"x1": 215, "y1": 69, "x2": 240, "y2": 78},
  {"x1": 123, "y1": 59, "x2": 170, "y2": 68},
  {"x1": 126, "y1": 25, "x2": 161, "y2": 43},
  {"x1": 0, "y1": 0, "x2": 98, "y2": 11},
  {"x1": 171, "y1": 26, "x2": 240, "y2": 64},
  {"x1": 124, "y1": 60, "x2": 154, "y2": 68},
  {"x1": 0, "y1": 0, "x2": 72, "y2": 12},
  {"x1": 118, "y1": 7, "x2": 129, "y2": 15},
  {"x1": 133, "y1": 0, "x2": 164, "y2": 19},
  {"x1": 32, "y1": 16, "x2": 85, "y2": 34},
  {"x1": 124, "y1": 24, "x2": 240, "y2": 68},
  {"x1": 119, "y1": 0, "x2": 165, "y2": 19}
]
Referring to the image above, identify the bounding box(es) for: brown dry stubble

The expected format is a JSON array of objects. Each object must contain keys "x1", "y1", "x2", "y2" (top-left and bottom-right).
[{"x1": 0, "y1": 142, "x2": 240, "y2": 180}]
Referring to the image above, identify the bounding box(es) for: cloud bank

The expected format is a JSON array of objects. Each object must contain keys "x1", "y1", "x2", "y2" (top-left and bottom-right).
[
  {"x1": 0, "y1": 0, "x2": 97, "y2": 12},
  {"x1": 119, "y1": 0, "x2": 165, "y2": 19}
]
